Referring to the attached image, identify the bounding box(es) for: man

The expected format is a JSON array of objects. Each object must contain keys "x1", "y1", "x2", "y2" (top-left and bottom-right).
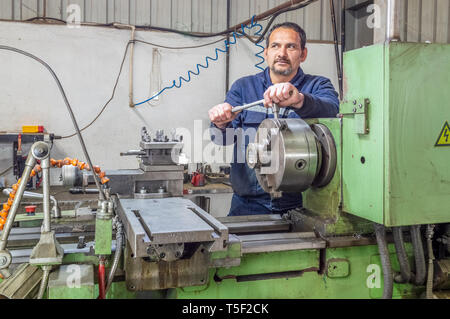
[{"x1": 209, "y1": 22, "x2": 339, "y2": 216}]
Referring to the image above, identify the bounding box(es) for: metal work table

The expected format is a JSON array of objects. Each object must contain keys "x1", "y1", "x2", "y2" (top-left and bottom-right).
[{"x1": 183, "y1": 182, "x2": 232, "y2": 195}]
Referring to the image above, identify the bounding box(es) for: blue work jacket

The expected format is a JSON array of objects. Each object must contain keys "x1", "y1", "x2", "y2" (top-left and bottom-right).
[{"x1": 210, "y1": 67, "x2": 339, "y2": 215}]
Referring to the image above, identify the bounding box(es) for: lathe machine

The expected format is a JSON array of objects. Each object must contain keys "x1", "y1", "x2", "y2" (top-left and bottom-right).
[{"x1": 0, "y1": 42, "x2": 449, "y2": 299}]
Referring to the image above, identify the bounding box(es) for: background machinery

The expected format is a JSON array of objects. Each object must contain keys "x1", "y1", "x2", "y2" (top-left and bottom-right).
[{"x1": 0, "y1": 40, "x2": 449, "y2": 299}]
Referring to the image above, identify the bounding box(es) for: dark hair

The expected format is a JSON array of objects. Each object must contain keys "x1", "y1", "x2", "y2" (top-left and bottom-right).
[{"x1": 265, "y1": 22, "x2": 307, "y2": 50}]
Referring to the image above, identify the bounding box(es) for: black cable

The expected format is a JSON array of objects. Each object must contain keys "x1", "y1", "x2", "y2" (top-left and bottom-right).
[
  {"x1": 249, "y1": 0, "x2": 320, "y2": 44},
  {"x1": 24, "y1": 0, "x2": 318, "y2": 42},
  {"x1": 374, "y1": 223, "x2": 394, "y2": 299},
  {"x1": 393, "y1": 226, "x2": 412, "y2": 283},
  {"x1": 0, "y1": 45, "x2": 106, "y2": 199},
  {"x1": 60, "y1": 41, "x2": 131, "y2": 139},
  {"x1": 25, "y1": 16, "x2": 114, "y2": 27},
  {"x1": 131, "y1": 37, "x2": 227, "y2": 50},
  {"x1": 25, "y1": 16, "x2": 67, "y2": 24},
  {"x1": 411, "y1": 225, "x2": 427, "y2": 286}
]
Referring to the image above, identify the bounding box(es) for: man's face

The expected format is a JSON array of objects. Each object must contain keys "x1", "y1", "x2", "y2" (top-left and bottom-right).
[{"x1": 264, "y1": 27, "x2": 307, "y2": 77}]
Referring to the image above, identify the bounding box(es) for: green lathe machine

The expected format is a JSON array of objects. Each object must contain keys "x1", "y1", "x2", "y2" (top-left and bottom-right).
[{"x1": 0, "y1": 41, "x2": 449, "y2": 299}]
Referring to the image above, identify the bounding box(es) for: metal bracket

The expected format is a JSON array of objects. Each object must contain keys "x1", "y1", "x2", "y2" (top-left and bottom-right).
[
  {"x1": 339, "y1": 98, "x2": 370, "y2": 135},
  {"x1": 354, "y1": 98, "x2": 370, "y2": 135},
  {"x1": 29, "y1": 231, "x2": 64, "y2": 266}
]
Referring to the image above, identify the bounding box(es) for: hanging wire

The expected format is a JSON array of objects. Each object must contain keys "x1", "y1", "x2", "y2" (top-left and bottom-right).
[{"x1": 133, "y1": 16, "x2": 265, "y2": 107}]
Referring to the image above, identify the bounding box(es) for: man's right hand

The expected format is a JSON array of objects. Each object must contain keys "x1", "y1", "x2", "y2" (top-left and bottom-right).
[{"x1": 208, "y1": 103, "x2": 238, "y2": 129}]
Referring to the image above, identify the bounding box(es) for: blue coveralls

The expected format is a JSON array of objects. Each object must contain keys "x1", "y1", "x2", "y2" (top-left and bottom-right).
[{"x1": 210, "y1": 67, "x2": 339, "y2": 216}]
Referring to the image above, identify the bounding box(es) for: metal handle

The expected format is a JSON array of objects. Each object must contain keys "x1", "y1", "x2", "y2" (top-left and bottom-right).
[
  {"x1": 230, "y1": 91, "x2": 293, "y2": 114},
  {"x1": 231, "y1": 99, "x2": 265, "y2": 113},
  {"x1": 2, "y1": 189, "x2": 60, "y2": 218}
]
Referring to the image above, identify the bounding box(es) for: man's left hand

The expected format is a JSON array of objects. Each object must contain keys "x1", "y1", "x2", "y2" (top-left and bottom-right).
[{"x1": 263, "y1": 83, "x2": 304, "y2": 109}]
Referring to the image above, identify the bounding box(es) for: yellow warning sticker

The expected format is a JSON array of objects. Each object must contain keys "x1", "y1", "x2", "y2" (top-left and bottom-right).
[{"x1": 435, "y1": 121, "x2": 450, "y2": 147}]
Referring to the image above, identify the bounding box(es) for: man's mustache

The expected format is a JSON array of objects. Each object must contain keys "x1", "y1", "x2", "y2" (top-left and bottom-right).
[{"x1": 274, "y1": 59, "x2": 291, "y2": 64}]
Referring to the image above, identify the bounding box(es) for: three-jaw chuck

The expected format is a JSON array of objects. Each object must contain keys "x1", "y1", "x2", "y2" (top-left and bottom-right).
[{"x1": 246, "y1": 118, "x2": 337, "y2": 198}]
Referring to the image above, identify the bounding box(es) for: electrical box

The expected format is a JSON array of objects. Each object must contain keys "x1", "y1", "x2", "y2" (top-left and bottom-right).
[{"x1": 340, "y1": 42, "x2": 450, "y2": 226}]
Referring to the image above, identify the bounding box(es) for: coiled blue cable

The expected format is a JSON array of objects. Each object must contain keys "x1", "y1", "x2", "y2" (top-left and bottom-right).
[{"x1": 134, "y1": 16, "x2": 265, "y2": 107}]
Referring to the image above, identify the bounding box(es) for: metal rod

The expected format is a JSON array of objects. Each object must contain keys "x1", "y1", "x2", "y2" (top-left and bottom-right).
[
  {"x1": 2, "y1": 189, "x2": 59, "y2": 212},
  {"x1": 272, "y1": 104, "x2": 280, "y2": 119},
  {"x1": 226, "y1": 0, "x2": 231, "y2": 93},
  {"x1": 329, "y1": 0, "x2": 343, "y2": 100},
  {"x1": 231, "y1": 99, "x2": 265, "y2": 113},
  {"x1": 41, "y1": 157, "x2": 51, "y2": 233},
  {"x1": 0, "y1": 153, "x2": 36, "y2": 251},
  {"x1": 231, "y1": 91, "x2": 292, "y2": 113},
  {"x1": 129, "y1": 26, "x2": 136, "y2": 107},
  {"x1": 341, "y1": 0, "x2": 345, "y2": 85},
  {"x1": 386, "y1": 0, "x2": 401, "y2": 41}
]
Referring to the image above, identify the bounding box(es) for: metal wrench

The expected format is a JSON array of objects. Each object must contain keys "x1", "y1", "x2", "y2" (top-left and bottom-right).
[{"x1": 230, "y1": 90, "x2": 293, "y2": 119}]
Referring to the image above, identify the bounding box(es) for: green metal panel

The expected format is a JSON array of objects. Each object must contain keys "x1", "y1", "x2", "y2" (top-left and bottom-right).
[
  {"x1": 341, "y1": 44, "x2": 385, "y2": 225},
  {"x1": 95, "y1": 218, "x2": 112, "y2": 255},
  {"x1": 175, "y1": 244, "x2": 421, "y2": 299},
  {"x1": 385, "y1": 43, "x2": 450, "y2": 226},
  {"x1": 215, "y1": 249, "x2": 319, "y2": 278},
  {"x1": 48, "y1": 264, "x2": 95, "y2": 299},
  {"x1": 103, "y1": 281, "x2": 137, "y2": 299},
  {"x1": 341, "y1": 42, "x2": 450, "y2": 226},
  {"x1": 48, "y1": 245, "x2": 423, "y2": 299}
]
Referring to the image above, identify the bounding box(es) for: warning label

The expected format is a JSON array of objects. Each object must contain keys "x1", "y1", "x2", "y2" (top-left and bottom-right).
[{"x1": 435, "y1": 121, "x2": 450, "y2": 147}]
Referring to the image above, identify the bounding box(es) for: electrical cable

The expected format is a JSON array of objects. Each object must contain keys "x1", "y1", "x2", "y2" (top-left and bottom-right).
[
  {"x1": 60, "y1": 37, "x2": 228, "y2": 139},
  {"x1": 0, "y1": 45, "x2": 106, "y2": 200},
  {"x1": 105, "y1": 219, "x2": 123, "y2": 294},
  {"x1": 374, "y1": 223, "x2": 394, "y2": 299},
  {"x1": 133, "y1": 16, "x2": 265, "y2": 107},
  {"x1": 131, "y1": 37, "x2": 228, "y2": 50},
  {"x1": 425, "y1": 224, "x2": 435, "y2": 299},
  {"x1": 243, "y1": 0, "x2": 319, "y2": 44},
  {"x1": 60, "y1": 41, "x2": 131, "y2": 139},
  {"x1": 25, "y1": 16, "x2": 67, "y2": 24},
  {"x1": 132, "y1": 1, "x2": 319, "y2": 106},
  {"x1": 24, "y1": 0, "x2": 317, "y2": 41}
]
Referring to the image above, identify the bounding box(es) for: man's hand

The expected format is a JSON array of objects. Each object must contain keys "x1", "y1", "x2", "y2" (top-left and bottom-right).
[
  {"x1": 263, "y1": 82, "x2": 305, "y2": 109},
  {"x1": 208, "y1": 103, "x2": 238, "y2": 129}
]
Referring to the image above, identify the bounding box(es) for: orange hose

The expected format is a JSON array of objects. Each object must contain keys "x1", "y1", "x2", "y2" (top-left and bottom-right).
[{"x1": 0, "y1": 157, "x2": 109, "y2": 230}]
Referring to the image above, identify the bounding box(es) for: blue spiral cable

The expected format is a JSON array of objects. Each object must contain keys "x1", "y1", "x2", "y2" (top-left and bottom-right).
[{"x1": 134, "y1": 16, "x2": 265, "y2": 107}]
